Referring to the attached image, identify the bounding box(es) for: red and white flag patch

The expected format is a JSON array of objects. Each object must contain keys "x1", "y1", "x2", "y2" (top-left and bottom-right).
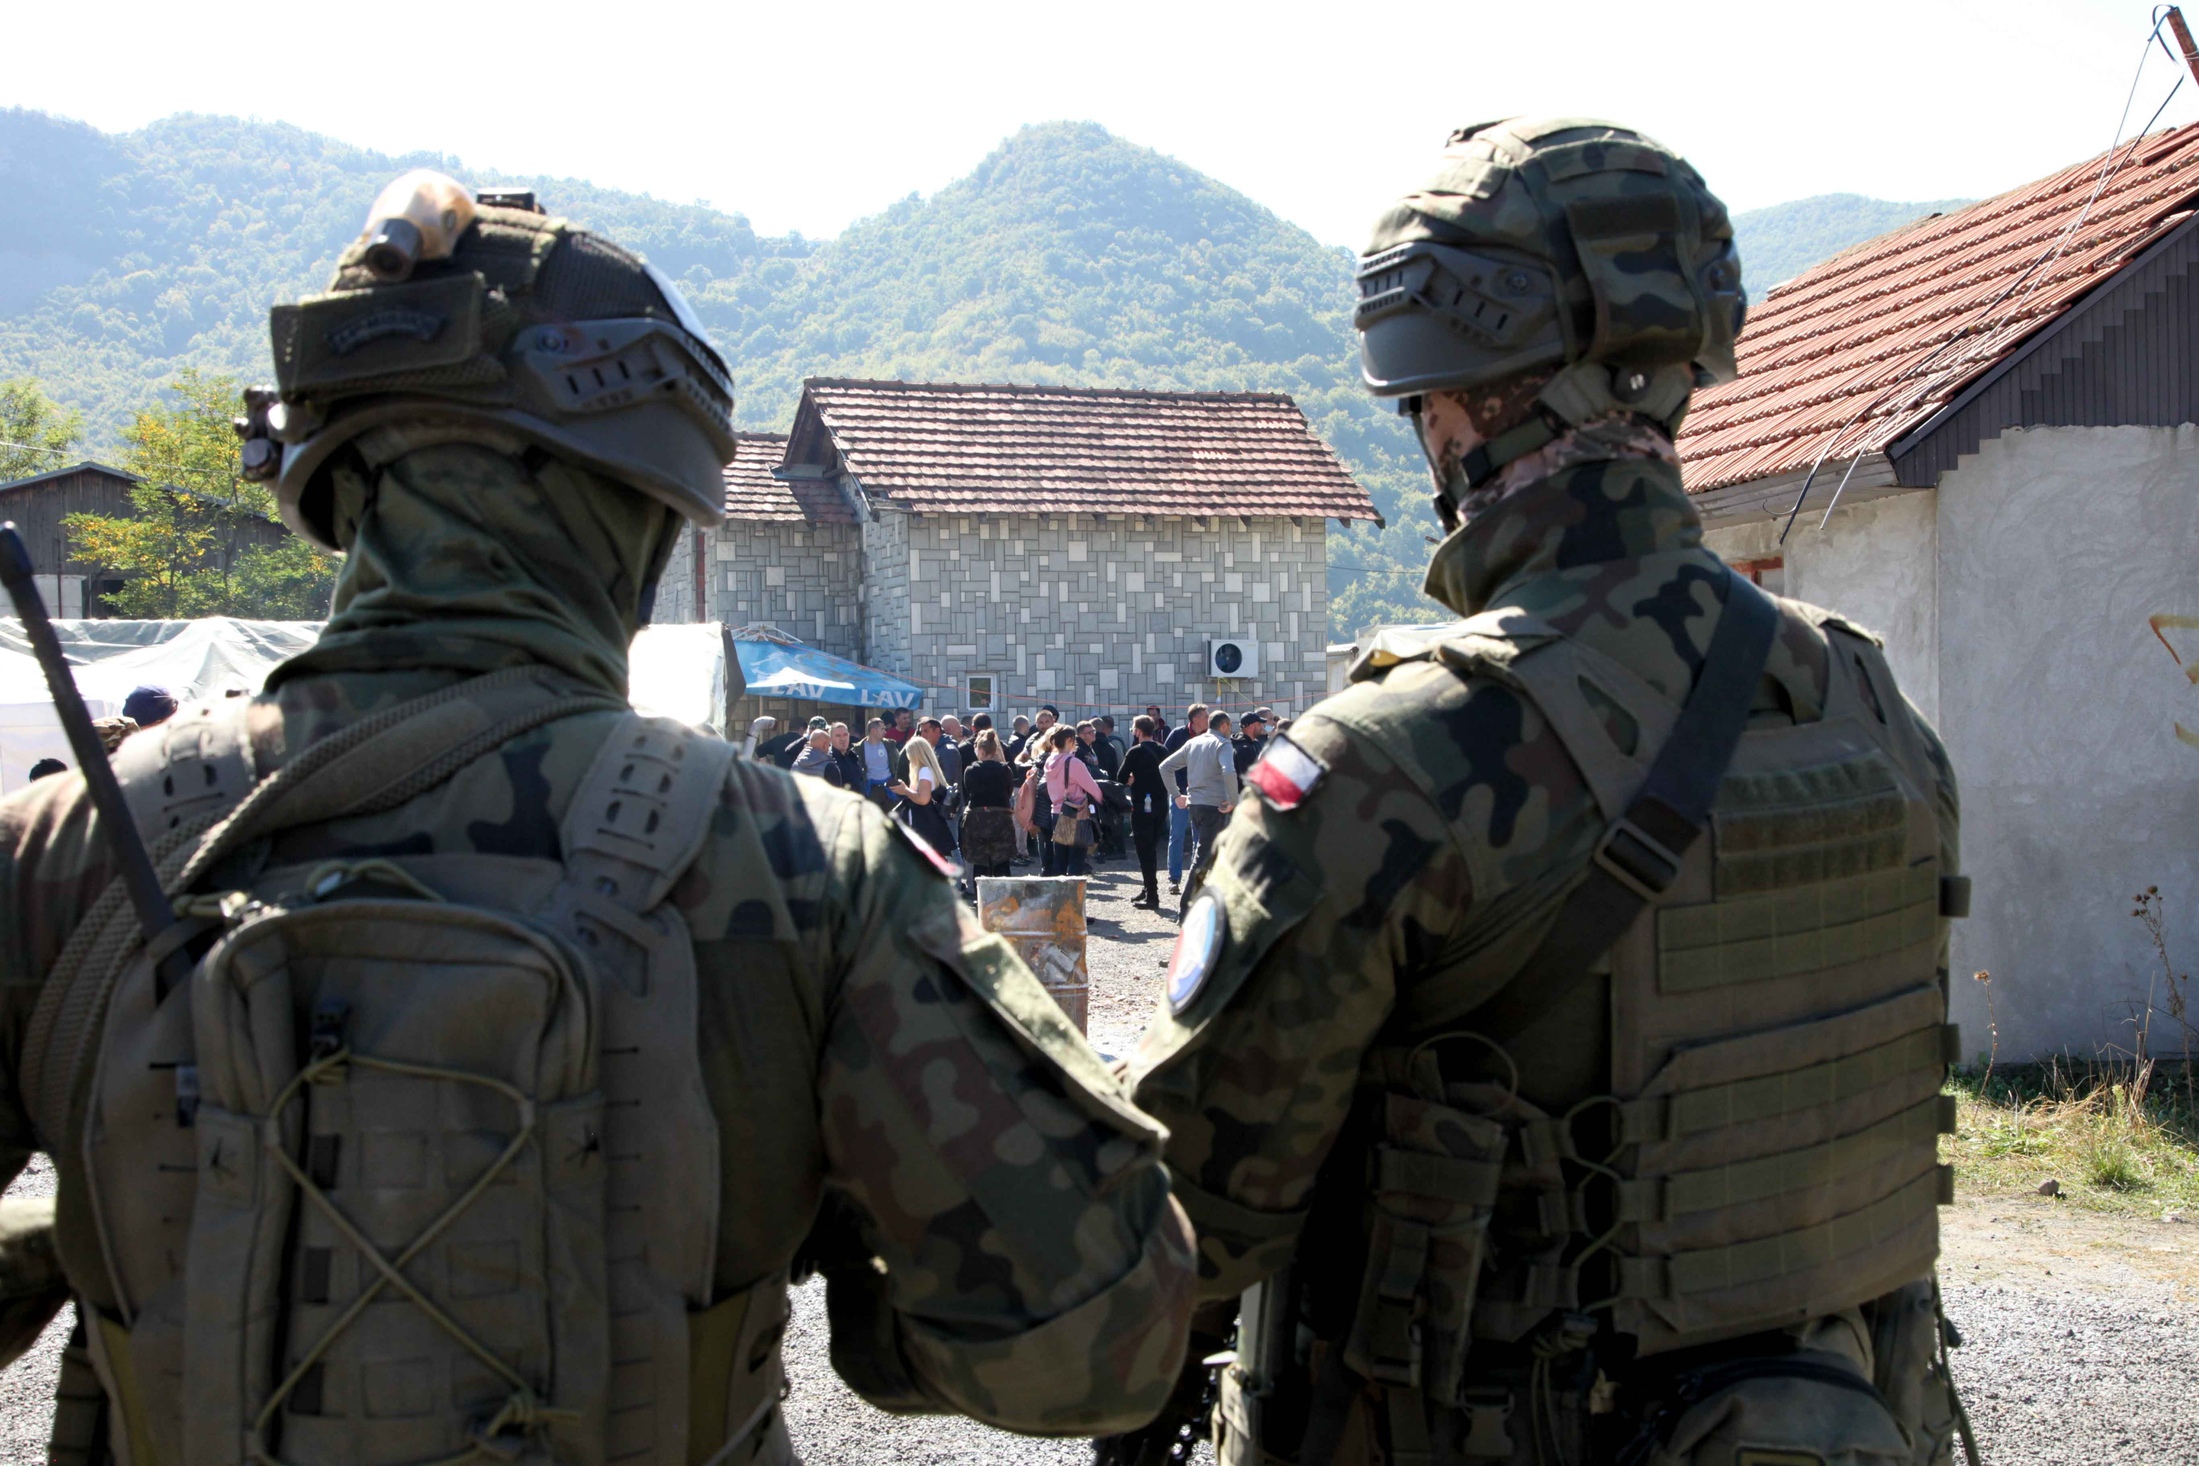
[{"x1": 1246, "y1": 735, "x2": 1326, "y2": 811}]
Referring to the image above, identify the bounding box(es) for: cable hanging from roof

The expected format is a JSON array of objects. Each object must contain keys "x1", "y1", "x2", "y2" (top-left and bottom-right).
[{"x1": 1775, "y1": 4, "x2": 2199, "y2": 542}]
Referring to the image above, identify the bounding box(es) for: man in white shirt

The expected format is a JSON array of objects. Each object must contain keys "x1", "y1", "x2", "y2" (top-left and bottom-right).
[
  {"x1": 861, "y1": 717, "x2": 894, "y2": 806},
  {"x1": 1156, "y1": 710, "x2": 1237, "y2": 914}
]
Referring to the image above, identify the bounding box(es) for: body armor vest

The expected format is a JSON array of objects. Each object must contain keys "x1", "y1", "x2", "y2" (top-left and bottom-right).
[
  {"x1": 22, "y1": 675, "x2": 794, "y2": 1466},
  {"x1": 1220, "y1": 600, "x2": 1964, "y2": 1466}
]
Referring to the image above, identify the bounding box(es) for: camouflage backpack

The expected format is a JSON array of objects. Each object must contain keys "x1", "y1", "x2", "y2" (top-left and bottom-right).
[{"x1": 23, "y1": 668, "x2": 793, "y2": 1466}]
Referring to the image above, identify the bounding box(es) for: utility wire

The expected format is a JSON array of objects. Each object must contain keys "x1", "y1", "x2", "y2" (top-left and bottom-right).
[{"x1": 1777, "y1": 8, "x2": 2192, "y2": 541}]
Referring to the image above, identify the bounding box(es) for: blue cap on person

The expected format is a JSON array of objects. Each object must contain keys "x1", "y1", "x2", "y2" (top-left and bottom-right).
[
  {"x1": 28, "y1": 758, "x2": 67, "y2": 782},
  {"x1": 122, "y1": 686, "x2": 178, "y2": 728}
]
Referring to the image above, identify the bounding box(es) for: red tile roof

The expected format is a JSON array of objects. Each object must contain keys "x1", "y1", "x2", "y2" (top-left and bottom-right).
[
  {"x1": 720, "y1": 432, "x2": 855, "y2": 524},
  {"x1": 795, "y1": 379, "x2": 1381, "y2": 522},
  {"x1": 1680, "y1": 122, "x2": 2199, "y2": 492}
]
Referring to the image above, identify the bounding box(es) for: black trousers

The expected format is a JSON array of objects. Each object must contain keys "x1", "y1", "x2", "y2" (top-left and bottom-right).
[{"x1": 1131, "y1": 810, "x2": 1166, "y2": 898}]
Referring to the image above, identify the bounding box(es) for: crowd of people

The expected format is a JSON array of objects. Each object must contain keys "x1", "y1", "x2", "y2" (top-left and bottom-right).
[
  {"x1": 21, "y1": 684, "x2": 179, "y2": 784},
  {"x1": 740, "y1": 699, "x2": 1290, "y2": 912}
]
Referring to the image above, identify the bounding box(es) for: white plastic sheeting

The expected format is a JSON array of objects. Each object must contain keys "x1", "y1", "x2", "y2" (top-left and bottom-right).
[
  {"x1": 0, "y1": 619, "x2": 320, "y2": 794},
  {"x1": 0, "y1": 619, "x2": 736, "y2": 795},
  {"x1": 627, "y1": 622, "x2": 735, "y2": 736}
]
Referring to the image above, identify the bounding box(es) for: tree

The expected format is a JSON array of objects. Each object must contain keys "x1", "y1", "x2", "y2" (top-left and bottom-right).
[
  {"x1": 0, "y1": 378, "x2": 82, "y2": 483},
  {"x1": 64, "y1": 369, "x2": 339, "y2": 618}
]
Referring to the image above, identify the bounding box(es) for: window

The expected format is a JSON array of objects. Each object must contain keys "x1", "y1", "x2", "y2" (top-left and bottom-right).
[
  {"x1": 1733, "y1": 556, "x2": 1786, "y2": 597},
  {"x1": 966, "y1": 674, "x2": 994, "y2": 710}
]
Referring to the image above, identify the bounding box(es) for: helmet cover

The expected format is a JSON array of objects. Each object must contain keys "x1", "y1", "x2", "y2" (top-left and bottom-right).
[
  {"x1": 257, "y1": 180, "x2": 735, "y2": 549},
  {"x1": 1355, "y1": 118, "x2": 1744, "y2": 417}
]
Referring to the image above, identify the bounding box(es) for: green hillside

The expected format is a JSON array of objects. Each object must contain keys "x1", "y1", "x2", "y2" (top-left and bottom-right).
[
  {"x1": 0, "y1": 108, "x2": 1961, "y2": 636},
  {"x1": 1732, "y1": 193, "x2": 1974, "y2": 291}
]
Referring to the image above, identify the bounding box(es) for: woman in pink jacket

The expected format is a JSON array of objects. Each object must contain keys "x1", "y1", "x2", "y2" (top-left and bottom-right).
[{"x1": 1042, "y1": 723, "x2": 1102, "y2": 877}]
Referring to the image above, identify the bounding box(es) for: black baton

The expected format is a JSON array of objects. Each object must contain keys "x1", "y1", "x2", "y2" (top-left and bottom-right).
[{"x1": 0, "y1": 523, "x2": 193, "y2": 993}]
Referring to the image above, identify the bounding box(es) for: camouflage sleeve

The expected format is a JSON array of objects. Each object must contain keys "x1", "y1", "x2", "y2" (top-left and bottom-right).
[
  {"x1": 1128, "y1": 694, "x2": 1479, "y2": 1301},
  {"x1": 812, "y1": 796, "x2": 1196, "y2": 1436},
  {"x1": 0, "y1": 777, "x2": 118, "y2": 1184}
]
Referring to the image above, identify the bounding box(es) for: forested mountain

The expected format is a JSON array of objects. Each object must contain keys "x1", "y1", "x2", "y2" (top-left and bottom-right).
[
  {"x1": 0, "y1": 107, "x2": 1959, "y2": 635},
  {"x1": 1732, "y1": 192, "x2": 1975, "y2": 292}
]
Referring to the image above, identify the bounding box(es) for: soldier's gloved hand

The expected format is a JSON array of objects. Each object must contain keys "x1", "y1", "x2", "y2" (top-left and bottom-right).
[{"x1": 1091, "y1": 1302, "x2": 1235, "y2": 1466}]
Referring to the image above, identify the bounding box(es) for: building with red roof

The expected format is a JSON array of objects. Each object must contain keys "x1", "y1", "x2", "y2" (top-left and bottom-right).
[
  {"x1": 1680, "y1": 124, "x2": 2199, "y2": 1060},
  {"x1": 661, "y1": 379, "x2": 1378, "y2": 727}
]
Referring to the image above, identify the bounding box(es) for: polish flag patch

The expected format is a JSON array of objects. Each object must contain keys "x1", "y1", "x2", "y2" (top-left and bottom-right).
[{"x1": 1246, "y1": 735, "x2": 1326, "y2": 811}]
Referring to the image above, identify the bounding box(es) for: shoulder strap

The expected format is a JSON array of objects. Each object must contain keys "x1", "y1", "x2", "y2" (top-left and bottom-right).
[
  {"x1": 174, "y1": 666, "x2": 618, "y2": 892},
  {"x1": 560, "y1": 713, "x2": 736, "y2": 914},
  {"x1": 24, "y1": 700, "x2": 259, "y2": 1142},
  {"x1": 1400, "y1": 572, "x2": 1781, "y2": 1040}
]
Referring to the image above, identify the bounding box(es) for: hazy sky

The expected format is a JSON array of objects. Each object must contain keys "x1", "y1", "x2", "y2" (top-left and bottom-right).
[{"x1": 11, "y1": 0, "x2": 2198, "y2": 247}]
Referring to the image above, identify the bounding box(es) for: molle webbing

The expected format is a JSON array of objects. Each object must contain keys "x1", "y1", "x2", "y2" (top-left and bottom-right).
[
  {"x1": 1618, "y1": 1094, "x2": 1953, "y2": 1221},
  {"x1": 1409, "y1": 570, "x2": 1780, "y2": 1041},
  {"x1": 550, "y1": 716, "x2": 771, "y2": 1466},
  {"x1": 1618, "y1": 1166, "x2": 1946, "y2": 1307},
  {"x1": 1611, "y1": 1021, "x2": 1956, "y2": 1146},
  {"x1": 1656, "y1": 863, "x2": 1938, "y2": 994}
]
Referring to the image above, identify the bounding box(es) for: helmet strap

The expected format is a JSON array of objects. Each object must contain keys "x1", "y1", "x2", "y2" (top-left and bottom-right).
[
  {"x1": 1457, "y1": 414, "x2": 1563, "y2": 493},
  {"x1": 1536, "y1": 360, "x2": 1693, "y2": 437}
]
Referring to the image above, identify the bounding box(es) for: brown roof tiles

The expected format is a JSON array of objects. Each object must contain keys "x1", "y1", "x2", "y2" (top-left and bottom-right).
[
  {"x1": 793, "y1": 379, "x2": 1380, "y2": 522},
  {"x1": 720, "y1": 432, "x2": 855, "y2": 524},
  {"x1": 1680, "y1": 122, "x2": 2199, "y2": 492}
]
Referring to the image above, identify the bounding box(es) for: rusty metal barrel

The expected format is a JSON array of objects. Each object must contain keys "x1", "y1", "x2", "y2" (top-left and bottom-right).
[{"x1": 976, "y1": 875, "x2": 1089, "y2": 1032}]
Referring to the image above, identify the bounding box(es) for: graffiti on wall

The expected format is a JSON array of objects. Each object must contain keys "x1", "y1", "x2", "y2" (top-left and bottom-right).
[{"x1": 2150, "y1": 615, "x2": 2199, "y2": 750}]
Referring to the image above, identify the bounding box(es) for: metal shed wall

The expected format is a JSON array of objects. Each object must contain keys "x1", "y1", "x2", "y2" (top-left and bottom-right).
[{"x1": 1892, "y1": 216, "x2": 2199, "y2": 485}]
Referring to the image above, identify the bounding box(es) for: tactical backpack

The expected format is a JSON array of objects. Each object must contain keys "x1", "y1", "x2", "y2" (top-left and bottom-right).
[
  {"x1": 23, "y1": 668, "x2": 794, "y2": 1466},
  {"x1": 1216, "y1": 578, "x2": 1972, "y2": 1466}
]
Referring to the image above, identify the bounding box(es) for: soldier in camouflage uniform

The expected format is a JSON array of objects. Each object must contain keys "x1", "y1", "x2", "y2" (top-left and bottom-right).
[
  {"x1": 0, "y1": 178, "x2": 1194, "y2": 1466},
  {"x1": 1120, "y1": 121, "x2": 1973, "y2": 1466}
]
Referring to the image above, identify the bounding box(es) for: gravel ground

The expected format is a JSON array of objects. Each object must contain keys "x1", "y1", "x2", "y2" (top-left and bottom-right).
[{"x1": 3, "y1": 849, "x2": 2191, "y2": 1464}]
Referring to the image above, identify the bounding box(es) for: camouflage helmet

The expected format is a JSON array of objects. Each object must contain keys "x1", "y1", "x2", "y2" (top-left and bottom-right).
[
  {"x1": 241, "y1": 176, "x2": 735, "y2": 550},
  {"x1": 1354, "y1": 118, "x2": 1744, "y2": 447}
]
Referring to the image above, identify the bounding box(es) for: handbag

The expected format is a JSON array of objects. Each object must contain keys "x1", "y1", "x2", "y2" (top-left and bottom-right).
[{"x1": 1052, "y1": 792, "x2": 1096, "y2": 850}]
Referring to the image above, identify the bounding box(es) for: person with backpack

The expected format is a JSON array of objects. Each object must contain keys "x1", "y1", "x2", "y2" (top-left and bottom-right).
[
  {"x1": 1109, "y1": 122, "x2": 1970, "y2": 1466},
  {"x1": 0, "y1": 175, "x2": 1193, "y2": 1466}
]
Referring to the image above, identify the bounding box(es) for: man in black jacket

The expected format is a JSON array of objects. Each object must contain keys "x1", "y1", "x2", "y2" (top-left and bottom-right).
[
  {"x1": 1116, "y1": 714, "x2": 1170, "y2": 908},
  {"x1": 1231, "y1": 708, "x2": 1270, "y2": 775}
]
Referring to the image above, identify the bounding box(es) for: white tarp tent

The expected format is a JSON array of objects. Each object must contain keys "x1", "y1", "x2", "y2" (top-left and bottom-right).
[
  {"x1": 0, "y1": 619, "x2": 736, "y2": 795},
  {"x1": 0, "y1": 619, "x2": 320, "y2": 794}
]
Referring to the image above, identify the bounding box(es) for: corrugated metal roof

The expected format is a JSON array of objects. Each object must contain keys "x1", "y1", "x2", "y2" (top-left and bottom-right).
[
  {"x1": 795, "y1": 378, "x2": 1381, "y2": 522},
  {"x1": 720, "y1": 432, "x2": 855, "y2": 524},
  {"x1": 1680, "y1": 122, "x2": 2199, "y2": 493},
  {"x1": 0, "y1": 461, "x2": 140, "y2": 494}
]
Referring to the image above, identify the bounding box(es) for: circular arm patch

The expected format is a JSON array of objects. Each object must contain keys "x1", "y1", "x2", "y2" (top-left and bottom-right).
[{"x1": 1166, "y1": 893, "x2": 1228, "y2": 1014}]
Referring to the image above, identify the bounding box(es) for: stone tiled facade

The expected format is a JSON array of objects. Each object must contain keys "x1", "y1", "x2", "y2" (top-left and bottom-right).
[
  {"x1": 663, "y1": 381, "x2": 1376, "y2": 725},
  {"x1": 709, "y1": 519, "x2": 864, "y2": 661},
  {"x1": 863, "y1": 508, "x2": 1329, "y2": 718},
  {"x1": 686, "y1": 503, "x2": 1333, "y2": 720}
]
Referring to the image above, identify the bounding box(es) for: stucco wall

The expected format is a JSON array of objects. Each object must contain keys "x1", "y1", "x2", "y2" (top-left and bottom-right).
[
  {"x1": 1934, "y1": 427, "x2": 2199, "y2": 1063},
  {"x1": 881, "y1": 509, "x2": 1329, "y2": 718},
  {"x1": 1708, "y1": 428, "x2": 2199, "y2": 1061},
  {"x1": 1704, "y1": 492, "x2": 1939, "y2": 726}
]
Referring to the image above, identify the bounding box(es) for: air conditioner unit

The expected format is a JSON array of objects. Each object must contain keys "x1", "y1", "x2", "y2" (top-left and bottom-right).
[{"x1": 1207, "y1": 637, "x2": 1260, "y2": 679}]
